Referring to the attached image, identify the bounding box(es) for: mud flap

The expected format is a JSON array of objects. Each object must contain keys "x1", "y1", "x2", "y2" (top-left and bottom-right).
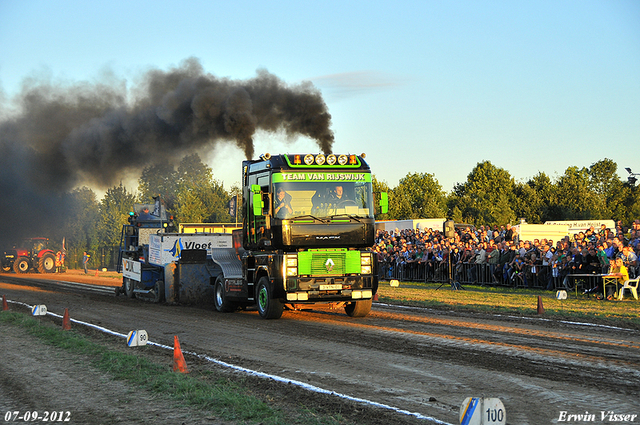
[{"x1": 164, "y1": 263, "x2": 177, "y2": 303}]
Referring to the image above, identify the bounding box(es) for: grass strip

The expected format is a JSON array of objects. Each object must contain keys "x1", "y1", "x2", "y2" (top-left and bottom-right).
[
  {"x1": 378, "y1": 281, "x2": 640, "y2": 329},
  {"x1": 0, "y1": 311, "x2": 348, "y2": 425}
]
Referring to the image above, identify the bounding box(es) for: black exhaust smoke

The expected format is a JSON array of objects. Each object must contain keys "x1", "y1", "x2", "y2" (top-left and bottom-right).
[{"x1": 0, "y1": 58, "x2": 334, "y2": 244}]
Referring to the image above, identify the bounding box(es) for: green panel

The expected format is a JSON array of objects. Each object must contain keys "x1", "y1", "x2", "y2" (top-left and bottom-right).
[
  {"x1": 296, "y1": 249, "x2": 363, "y2": 276},
  {"x1": 345, "y1": 251, "x2": 361, "y2": 274},
  {"x1": 311, "y1": 251, "x2": 345, "y2": 275},
  {"x1": 380, "y1": 192, "x2": 389, "y2": 214},
  {"x1": 252, "y1": 193, "x2": 263, "y2": 216},
  {"x1": 298, "y1": 251, "x2": 312, "y2": 275},
  {"x1": 272, "y1": 172, "x2": 371, "y2": 183},
  {"x1": 298, "y1": 248, "x2": 362, "y2": 276}
]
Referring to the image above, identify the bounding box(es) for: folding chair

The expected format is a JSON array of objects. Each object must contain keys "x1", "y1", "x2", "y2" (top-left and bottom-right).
[{"x1": 618, "y1": 277, "x2": 640, "y2": 301}]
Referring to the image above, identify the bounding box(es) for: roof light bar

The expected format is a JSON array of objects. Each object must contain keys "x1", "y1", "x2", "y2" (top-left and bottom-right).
[{"x1": 304, "y1": 154, "x2": 314, "y2": 165}]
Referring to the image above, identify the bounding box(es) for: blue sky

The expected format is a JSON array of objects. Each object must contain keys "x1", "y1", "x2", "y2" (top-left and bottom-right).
[{"x1": 1, "y1": 0, "x2": 639, "y2": 193}]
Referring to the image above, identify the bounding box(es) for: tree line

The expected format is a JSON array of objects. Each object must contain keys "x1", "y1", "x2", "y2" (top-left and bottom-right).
[
  {"x1": 374, "y1": 158, "x2": 639, "y2": 227},
  {"x1": 50, "y1": 156, "x2": 638, "y2": 268}
]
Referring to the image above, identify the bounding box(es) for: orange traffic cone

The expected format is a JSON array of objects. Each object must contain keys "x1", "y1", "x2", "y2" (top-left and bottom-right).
[
  {"x1": 537, "y1": 295, "x2": 545, "y2": 315},
  {"x1": 2, "y1": 295, "x2": 8, "y2": 311},
  {"x1": 373, "y1": 293, "x2": 379, "y2": 301},
  {"x1": 173, "y1": 335, "x2": 188, "y2": 373},
  {"x1": 95, "y1": 269, "x2": 99, "y2": 277},
  {"x1": 62, "y1": 308, "x2": 72, "y2": 330}
]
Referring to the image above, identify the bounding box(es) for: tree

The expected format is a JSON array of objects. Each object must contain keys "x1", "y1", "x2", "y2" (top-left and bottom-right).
[
  {"x1": 389, "y1": 172, "x2": 446, "y2": 219},
  {"x1": 449, "y1": 161, "x2": 516, "y2": 225},
  {"x1": 138, "y1": 161, "x2": 178, "y2": 211},
  {"x1": 176, "y1": 153, "x2": 213, "y2": 188},
  {"x1": 587, "y1": 158, "x2": 624, "y2": 219},
  {"x1": 514, "y1": 172, "x2": 556, "y2": 223},
  {"x1": 174, "y1": 186, "x2": 207, "y2": 223},
  {"x1": 62, "y1": 187, "x2": 99, "y2": 246},
  {"x1": 621, "y1": 183, "x2": 640, "y2": 224},
  {"x1": 97, "y1": 183, "x2": 137, "y2": 248},
  {"x1": 173, "y1": 154, "x2": 233, "y2": 224},
  {"x1": 54, "y1": 187, "x2": 100, "y2": 268},
  {"x1": 554, "y1": 166, "x2": 597, "y2": 220}
]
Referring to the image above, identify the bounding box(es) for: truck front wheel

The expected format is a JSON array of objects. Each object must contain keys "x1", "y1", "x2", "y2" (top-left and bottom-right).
[
  {"x1": 13, "y1": 257, "x2": 29, "y2": 274},
  {"x1": 214, "y1": 275, "x2": 237, "y2": 312},
  {"x1": 345, "y1": 298, "x2": 372, "y2": 317},
  {"x1": 257, "y1": 277, "x2": 283, "y2": 319}
]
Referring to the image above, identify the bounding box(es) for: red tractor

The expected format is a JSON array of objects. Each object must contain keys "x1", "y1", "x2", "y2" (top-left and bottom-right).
[{"x1": 1, "y1": 238, "x2": 57, "y2": 274}]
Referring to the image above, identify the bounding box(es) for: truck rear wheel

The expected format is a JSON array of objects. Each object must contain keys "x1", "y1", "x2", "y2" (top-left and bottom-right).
[
  {"x1": 344, "y1": 298, "x2": 372, "y2": 317},
  {"x1": 13, "y1": 257, "x2": 29, "y2": 273},
  {"x1": 257, "y1": 277, "x2": 283, "y2": 319},
  {"x1": 38, "y1": 253, "x2": 56, "y2": 273},
  {"x1": 214, "y1": 275, "x2": 237, "y2": 312}
]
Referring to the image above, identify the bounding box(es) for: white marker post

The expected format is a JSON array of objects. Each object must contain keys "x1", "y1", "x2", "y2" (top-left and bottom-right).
[
  {"x1": 126, "y1": 330, "x2": 148, "y2": 347},
  {"x1": 460, "y1": 397, "x2": 505, "y2": 425},
  {"x1": 31, "y1": 305, "x2": 47, "y2": 316}
]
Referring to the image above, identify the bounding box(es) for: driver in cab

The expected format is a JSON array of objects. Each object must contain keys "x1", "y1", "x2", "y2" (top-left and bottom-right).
[
  {"x1": 329, "y1": 184, "x2": 348, "y2": 206},
  {"x1": 275, "y1": 187, "x2": 293, "y2": 218}
]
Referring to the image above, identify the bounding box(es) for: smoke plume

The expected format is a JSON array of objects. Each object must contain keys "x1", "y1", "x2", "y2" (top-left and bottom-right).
[{"x1": 0, "y1": 58, "x2": 334, "y2": 244}]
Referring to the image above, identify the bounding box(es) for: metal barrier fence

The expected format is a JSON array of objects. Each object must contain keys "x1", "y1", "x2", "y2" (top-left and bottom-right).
[{"x1": 377, "y1": 261, "x2": 610, "y2": 290}]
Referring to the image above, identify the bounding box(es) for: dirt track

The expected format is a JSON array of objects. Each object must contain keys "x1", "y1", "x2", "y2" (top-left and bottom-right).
[{"x1": 1, "y1": 271, "x2": 640, "y2": 424}]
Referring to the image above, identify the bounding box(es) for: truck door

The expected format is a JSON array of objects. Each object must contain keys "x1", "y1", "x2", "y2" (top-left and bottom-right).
[{"x1": 247, "y1": 173, "x2": 271, "y2": 247}]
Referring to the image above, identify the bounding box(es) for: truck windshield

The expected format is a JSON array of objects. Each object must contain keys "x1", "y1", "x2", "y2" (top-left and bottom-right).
[{"x1": 273, "y1": 180, "x2": 374, "y2": 219}]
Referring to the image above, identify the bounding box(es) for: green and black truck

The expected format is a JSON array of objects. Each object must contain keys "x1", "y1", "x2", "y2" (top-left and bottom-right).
[{"x1": 217, "y1": 152, "x2": 387, "y2": 319}]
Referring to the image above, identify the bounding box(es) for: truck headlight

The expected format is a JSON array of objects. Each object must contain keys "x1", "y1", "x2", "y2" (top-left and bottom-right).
[
  {"x1": 361, "y1": 253, "x2": 372, "y2": 274},
  {"x1": 285, "y1": 254, "x2": 298, "y2": 277},
  {"x1": 285, "y1": 255, "x2": 298, "y2": 268}
]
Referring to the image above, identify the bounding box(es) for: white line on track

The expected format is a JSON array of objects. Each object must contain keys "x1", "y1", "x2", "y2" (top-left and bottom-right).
[{"x1": 5, "y1": 298, "x2": 454, "y2": 425}]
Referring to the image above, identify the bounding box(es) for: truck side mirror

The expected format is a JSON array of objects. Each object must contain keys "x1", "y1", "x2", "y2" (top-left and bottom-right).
[
  {"x1": 379, "y1": 192, "x2": 388, "y2": 214},
  {"x1": 252, "y1": 193, "x2": 263, "y2": 216}
]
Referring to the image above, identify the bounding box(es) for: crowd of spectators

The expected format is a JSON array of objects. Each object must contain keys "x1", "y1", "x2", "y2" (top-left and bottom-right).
[{"x1": 373, "y1": 220, "x2": 640, "y2": 292}]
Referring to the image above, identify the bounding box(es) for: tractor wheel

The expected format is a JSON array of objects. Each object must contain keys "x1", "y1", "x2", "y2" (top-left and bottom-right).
[
  {"x1": 1, "y1": 264, "x2": 10, "y2": 272},
  {"x1": 38, "y1": 253, "x2": 56, "y2": 273},
  {"x1": 256, "y1": 277, "x2": 283, "y2": 319},
  {"x1": 214, "y1": 275, "x2": 237, "y2": 312},
  {"x1": 13, "y1": 257, "x2": 29, "y2": 274},
  {"x1": 124, "y1": 278, "x2": 136, "y2": 299},
  {"x1": 344, "y1": 298, "x2": 372, "y2": 317}
]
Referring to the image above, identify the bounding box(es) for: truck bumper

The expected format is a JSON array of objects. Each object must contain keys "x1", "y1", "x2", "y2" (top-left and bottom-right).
[{"x1": 284, "y1": 275, "x2": 376, "y2": 302}]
